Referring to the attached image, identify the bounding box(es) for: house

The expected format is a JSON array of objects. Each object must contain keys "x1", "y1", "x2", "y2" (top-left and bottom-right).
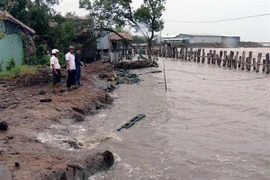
[
  {"x1": 175, "y1": 33, "x2": 240, "y2": 47},
  {"x1": 97, "y1": 32, "x2": 133, "y2": 63},
  {"x1": 157, "y1": 33, "x2": 240, "y2": 48},
  {"x1": 0, "y1": 11, "x2": 35, "y2": 70}
]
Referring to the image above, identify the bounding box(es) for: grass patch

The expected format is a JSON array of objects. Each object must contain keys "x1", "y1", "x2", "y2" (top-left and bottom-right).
[{"x1": 0, "y1": 65, "x2": 37, "y2": 80}]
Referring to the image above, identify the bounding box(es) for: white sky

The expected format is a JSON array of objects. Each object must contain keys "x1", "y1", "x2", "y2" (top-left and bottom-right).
[{"x1": 56, "y1": 0, "x2": 270, "y2": 42}]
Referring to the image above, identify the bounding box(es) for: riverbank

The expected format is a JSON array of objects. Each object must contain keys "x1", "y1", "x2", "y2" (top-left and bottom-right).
[{"x1": 0, "y1": 62, "x2": 115, "y2": 179}]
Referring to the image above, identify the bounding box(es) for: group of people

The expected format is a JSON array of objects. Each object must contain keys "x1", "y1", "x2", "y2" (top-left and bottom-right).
[{"x1": 50, "y1": 46, "x2": 83, "y2": 93}]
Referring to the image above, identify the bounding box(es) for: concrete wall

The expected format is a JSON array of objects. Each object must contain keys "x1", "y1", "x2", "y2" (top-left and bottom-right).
[{"x1": 0, "y1": 20, "x2": 24, "y2": 71}]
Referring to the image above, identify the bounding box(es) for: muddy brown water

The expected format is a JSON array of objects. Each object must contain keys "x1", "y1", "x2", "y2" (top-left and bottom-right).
[{"x1": 38, "y1": 57, "x2": 270, "y2": 180}]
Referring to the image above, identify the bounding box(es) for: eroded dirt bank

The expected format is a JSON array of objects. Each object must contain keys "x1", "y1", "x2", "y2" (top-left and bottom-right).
[{"x1": 0, "y1": 62, "x2": 115, "y2": 180}]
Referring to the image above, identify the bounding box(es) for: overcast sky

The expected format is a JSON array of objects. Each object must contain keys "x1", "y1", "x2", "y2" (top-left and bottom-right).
[{"x1": 56, "y1": 0, "x2": 270, "y2": 42}]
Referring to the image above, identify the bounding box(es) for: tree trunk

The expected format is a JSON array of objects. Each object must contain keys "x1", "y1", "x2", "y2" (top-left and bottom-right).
[{"x1": 147, "y1": 40, "x2": 152, "y2": 60}]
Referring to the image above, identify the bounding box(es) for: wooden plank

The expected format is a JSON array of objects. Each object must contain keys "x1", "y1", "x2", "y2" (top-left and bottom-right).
[
  {"x1": 222, "y1": 51, "x2": 227, "y2": 66},
  {"x1": 202, "y1": 49, "x2": 205, "y2": 63},
  {"x1": 266, "y1": 53, "x2": 270, "y2": 74},
  {"x1": 208, "y1": 50, "x2": 212, "y2": 64},
  {"x1": 241, "y1": 51, "x2": 246, "y2": 70}
]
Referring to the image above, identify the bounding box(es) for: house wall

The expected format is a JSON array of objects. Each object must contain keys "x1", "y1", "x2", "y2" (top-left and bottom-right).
[
  {"x1": 190, "y1": 36, "x2": 222, "y2": 43},
  {"x1": 222, "y1": 36, "x2": 240, "y2": 48},
  {"x1": 0, "y1": 20, "x2": 24, "y2": 71},
  {"x1": 97, "y1": 34, "x2": 109, "y2": 50}
]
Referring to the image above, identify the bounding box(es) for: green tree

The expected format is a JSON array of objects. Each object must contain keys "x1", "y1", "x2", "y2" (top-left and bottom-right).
[
  {"x1": 79, "y1": 0, "x2": 166, "y2": 60},
  {"x1": 133, "y1": 35, "x2": 147, "y2": 44}
]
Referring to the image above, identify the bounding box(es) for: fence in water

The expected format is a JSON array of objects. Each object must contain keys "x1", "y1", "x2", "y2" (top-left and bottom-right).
[{"x1": 158, "y1": 46, "x2": 270, "y2": 74}]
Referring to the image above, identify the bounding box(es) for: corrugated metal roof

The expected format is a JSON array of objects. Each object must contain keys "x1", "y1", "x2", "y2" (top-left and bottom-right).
[
  {"x1": 178, "y1": 33, "x2": 239, "y2": 38},
  {"x1": 0, "y1": 11, "x2": 35, "y2": 34},
  {"x1": 109, "y1": 32, "x2": 132, "y2": 41}
]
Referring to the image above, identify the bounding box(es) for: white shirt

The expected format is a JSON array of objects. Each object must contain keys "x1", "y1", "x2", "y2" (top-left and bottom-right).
[
  {"x1": 50, "y1": 55, "x2": 61, "y2": 69},
  {"x1": 65, "y1": 52, "x2": 76, "y2": 70}
]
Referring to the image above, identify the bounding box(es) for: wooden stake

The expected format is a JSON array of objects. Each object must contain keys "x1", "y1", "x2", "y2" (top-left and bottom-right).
[
  {"x1": 222, "y1": 51, "x2": 227, "y2": 66},
  {"x1": 246, "y1": 51, "x2": 253, "y2": 71},
  {"x1": 208, "y1": 50, "x2": 212, "y2": 64},
  {"x1": 266, "y1": 53, "x2": 270, "y2": 74},
  {"x1": 218, "y1": 51, "x2": 223, "y2": 66},
  {"x1": 212, "y1": 50, "x2": 216, "y2": 64},
  {"x1": 185, "y1": 48, "x2": 188, "y2": 60},
  {"x1": 229, "y1": 51, "x2": 234, "y2": 68},
  {"x1": 197, "y1": 49, "x2": 201, "y2": 63},
  {"x1": 241, "y1": 51, "x2": 246, "y2": 70},
  {"x1": 202, "y1": 49, "x2": 205, "y2": 63},
  {"x1": 252, "y1": 58, "x2": 256, "y2": 71},
  {"x1": 256, "y1": 53, "x2": 262, "y2": 72},
  {"x1": 235, "y1": 51, "x2": 239, "y2": 69}
]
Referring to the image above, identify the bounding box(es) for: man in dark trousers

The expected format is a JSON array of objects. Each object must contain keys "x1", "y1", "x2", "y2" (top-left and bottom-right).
[
  {"x1": 65, "y1": 45, "x2": 76, "y2": 91},
  {"x1": 74, "y1": 48, "x2": 82, "y2": 86}
]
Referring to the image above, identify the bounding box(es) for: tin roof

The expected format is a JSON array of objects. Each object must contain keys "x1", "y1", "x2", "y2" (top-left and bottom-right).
[
  {"x1": 109, "y1": 32, "x2": 133, "y2": 41},
  {"x1": 178, "y1": 33, "x2": 239, "y2": 38},
  {"x1": 0, "y1": 11, "x2": 35, "y2": 34}
]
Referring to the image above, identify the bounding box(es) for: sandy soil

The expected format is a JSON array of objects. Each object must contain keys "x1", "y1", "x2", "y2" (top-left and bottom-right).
[{"x1": 0, "y1": 62, "x2": 114, "y2": 179}]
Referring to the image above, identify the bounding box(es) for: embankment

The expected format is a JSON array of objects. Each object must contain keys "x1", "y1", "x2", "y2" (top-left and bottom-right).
[{"x1": 0, "y1": 62, "x2": 115, "y2": 179}]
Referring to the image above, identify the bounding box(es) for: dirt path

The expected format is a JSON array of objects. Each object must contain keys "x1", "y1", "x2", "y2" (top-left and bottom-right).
[{"x1": 0, "y1": 63, "x2": 115, "y2": 180}]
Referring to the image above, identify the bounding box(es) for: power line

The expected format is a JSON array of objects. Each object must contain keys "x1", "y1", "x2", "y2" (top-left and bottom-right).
[{"x1": 164, "y1": 13, "x2": 270, "y2": 24}]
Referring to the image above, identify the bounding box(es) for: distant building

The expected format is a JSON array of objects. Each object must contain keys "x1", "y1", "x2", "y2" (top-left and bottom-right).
[
  {"x1": 0, "y1": 11, "x2": 35, "y2": 70},
  {"x1": 157, "y1": 33, "x2": 240, "y2": 48}
]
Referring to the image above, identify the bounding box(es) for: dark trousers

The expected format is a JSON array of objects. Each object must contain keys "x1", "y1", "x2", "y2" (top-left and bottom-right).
[
  {"x1": 75, "y1": 66, "x2": 81, "y2": 85},
  {"x1": 67, "y1": 70, "x2": 76, "y2": 88}
]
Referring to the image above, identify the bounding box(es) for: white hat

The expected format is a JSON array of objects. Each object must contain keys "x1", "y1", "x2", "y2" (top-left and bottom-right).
[
  {"x1": 52, "y1": 49, "x2": 59, "y2": 54},
  {"x1": 68, "y1": 45, "x2": 75, "y2": 49}
]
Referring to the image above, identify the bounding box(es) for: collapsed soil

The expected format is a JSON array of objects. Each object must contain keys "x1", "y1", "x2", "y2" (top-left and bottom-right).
[{"x1": 0, "y1": 62, "x2": 114, "y2": 180}]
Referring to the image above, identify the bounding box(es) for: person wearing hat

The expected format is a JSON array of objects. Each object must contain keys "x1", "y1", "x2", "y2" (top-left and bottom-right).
[
  {"x1": 50, "y1": 49, "x2": 61, "y2": 93},
  {"x1": 65, "y1": 45, "x2": 76, "y2": 90}
]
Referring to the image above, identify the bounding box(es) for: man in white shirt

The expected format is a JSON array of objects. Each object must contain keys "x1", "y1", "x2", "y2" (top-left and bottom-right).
[
  {"x1": 50, "y1": 49, "x2": 61, "y2": 93},
  {"x1": 65, "y1": 45, "x2": 76, "y2": 90}
]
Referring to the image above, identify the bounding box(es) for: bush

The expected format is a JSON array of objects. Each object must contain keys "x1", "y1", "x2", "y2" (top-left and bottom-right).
[
  {"x1": 6, "y1": 58, "x2": 16, "y2": 71},
  {"x1": 0, "y1": 65, "x2": 36, "y2": 79}
]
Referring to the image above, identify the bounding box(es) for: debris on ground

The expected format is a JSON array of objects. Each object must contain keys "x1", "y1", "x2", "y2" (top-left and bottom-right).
[
  {"x1": 116, "y1": 70, "x2": 141, "y2": 84},
  {"x1": 99, "y1": 70, "x2": 141, "y2": 87},
  {"x1": 114, "y1": 60, "x2": 158, "y2": 69},
  {"x1": 117, "y1": 114, "x2": 146, "y2": 132},
  {"x1": 40, "y1": 98, "x2": 52, "y2": 103},
  {"x1": 38, "y1": 90, "x2": 46, "y2": 95},
  {"x1": 73, "y1": 114, "x2": 85, "y2": 122},
  {"x1": 0, "y1": 121, "x2": 8, "y2": 131}
]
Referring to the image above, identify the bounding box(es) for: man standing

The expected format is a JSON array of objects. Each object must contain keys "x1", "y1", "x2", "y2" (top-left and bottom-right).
[
  {"x1": 74, "y1": 48, "x2": 82, "y2": 86},
  {"x1": 65, "y1": 46, "x2": 76, "y2": 90},
  {"x1": 50, "y1": 49, "x2": 61, "y2": 93}
]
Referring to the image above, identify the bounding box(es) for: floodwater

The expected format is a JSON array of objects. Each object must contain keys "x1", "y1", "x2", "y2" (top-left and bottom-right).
[{"x1": 38, "y1": 52, "x2": 270, "y2": 180}]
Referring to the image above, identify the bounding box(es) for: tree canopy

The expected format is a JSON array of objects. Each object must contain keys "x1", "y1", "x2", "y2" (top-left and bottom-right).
[
  {"x1": 0, "y1": 0, "x2": 97, "y2": 64},
  {"x1": 80, "y1": 0, "x2": 166, "y2": 59}
]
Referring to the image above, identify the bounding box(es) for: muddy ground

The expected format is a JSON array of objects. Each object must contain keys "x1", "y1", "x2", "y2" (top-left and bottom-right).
[{"x1": 0, "y1": 62, "x2": 115, "y2": 180}]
